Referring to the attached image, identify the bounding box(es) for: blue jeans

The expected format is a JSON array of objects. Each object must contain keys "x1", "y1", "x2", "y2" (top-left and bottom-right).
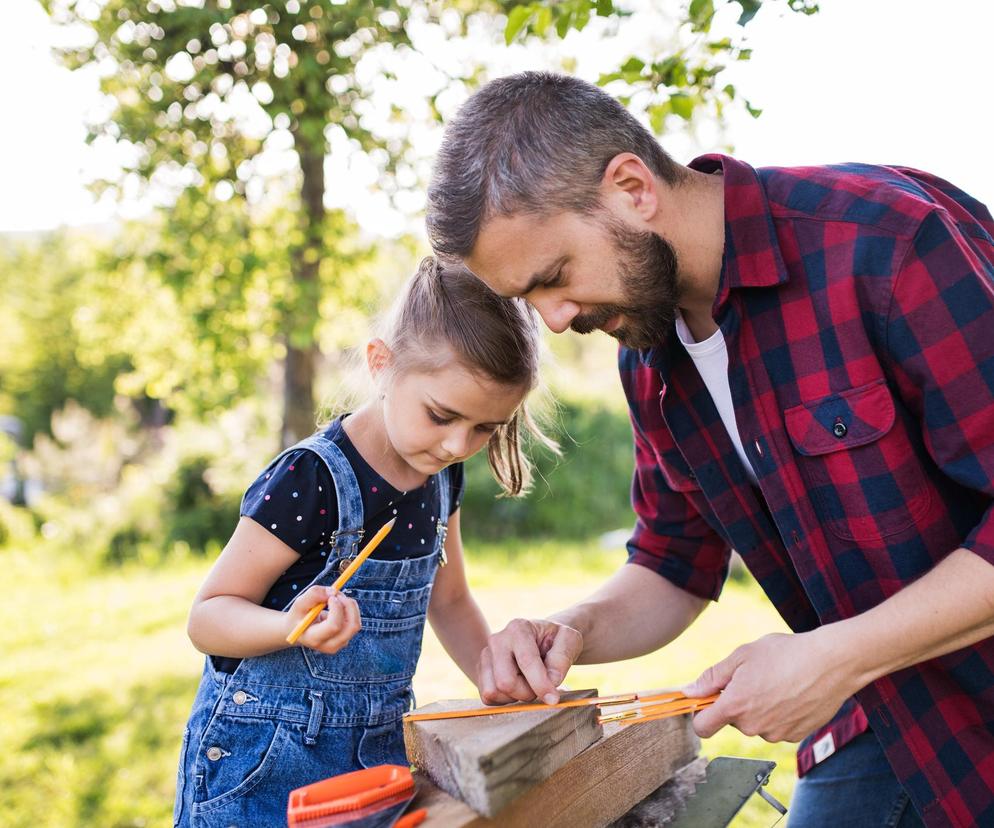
[{"x1": 788, "y1": 731, "x2": 924, "y2": 827}]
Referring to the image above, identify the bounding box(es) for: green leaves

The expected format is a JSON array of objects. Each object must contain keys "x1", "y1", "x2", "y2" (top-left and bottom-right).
[
  {"x1": 736, "y1": 0, "x2": 763, "y2": 25},
  {"x1": 688, "y1": 0, "x2": 715, "y2": 31},
  {"x1": 535, "y1": 0, "x2": 818, "y2": 136},
  {"x1": 504, "y1": 0, "x2": 617, "y2": 45}
]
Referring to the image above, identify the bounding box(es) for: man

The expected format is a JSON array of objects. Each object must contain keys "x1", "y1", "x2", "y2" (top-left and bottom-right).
[{"x1": 425, "y1": 72, "x2": 994, "y2": 827}]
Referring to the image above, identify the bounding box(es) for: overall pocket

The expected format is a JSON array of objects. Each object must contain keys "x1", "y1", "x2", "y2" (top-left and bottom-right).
[
  {"x1": 784, "y1": 379, "x2": 930, "y2": 542},
  {"x1": 357, "y1": 720, "x2": 408, "y2": 768},
  {"x1": 191, "y1": 716, "x2": 291, "y2": 816},
  {"x1": 303, "y1": 582, "x2": 433, "y2": 684}
]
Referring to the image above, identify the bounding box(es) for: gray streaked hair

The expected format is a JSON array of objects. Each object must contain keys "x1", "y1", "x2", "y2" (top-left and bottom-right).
[{"x1": 426, "y1": 71, "x2": 686, "y2": 259}]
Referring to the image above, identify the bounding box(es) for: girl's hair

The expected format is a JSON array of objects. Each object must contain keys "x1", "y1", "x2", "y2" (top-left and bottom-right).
[{"x1": 381, "y1": 256, "x2": 557, "y2": 496}]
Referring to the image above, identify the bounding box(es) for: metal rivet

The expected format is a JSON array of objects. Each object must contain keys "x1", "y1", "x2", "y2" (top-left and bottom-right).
[
  {"x1": 338, "y1": 557, "x2": 351, "y2": 573},
  {"x1": 232, "y1": 690, "x2": 247, "y2": 705},
  {"x1": 833, "y1": 422, "x2": 848, "y2": 438},
  {"x1": 206, "y1": 746, "x2": 223, "y2": 761}
]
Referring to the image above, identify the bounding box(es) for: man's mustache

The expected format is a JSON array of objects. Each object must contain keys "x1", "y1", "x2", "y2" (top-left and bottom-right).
[{"x1": 570, "y1": 305, "x2": 626, "y2": 335}]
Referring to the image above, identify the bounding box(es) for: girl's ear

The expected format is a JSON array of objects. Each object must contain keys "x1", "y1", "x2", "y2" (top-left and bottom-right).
[{"x1": 366, "y1": 338, "x2": 392, "y2": 381}]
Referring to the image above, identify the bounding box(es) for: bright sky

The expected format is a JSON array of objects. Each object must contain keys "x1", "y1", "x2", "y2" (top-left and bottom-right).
[{"x1": 3, "y1": 0, "x2": 993, "y2": 234}]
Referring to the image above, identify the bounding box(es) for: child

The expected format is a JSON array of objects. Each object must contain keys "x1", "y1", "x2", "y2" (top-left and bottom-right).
[{"x1": 173, "y1": 257, "x2": 553, "y2": 828}]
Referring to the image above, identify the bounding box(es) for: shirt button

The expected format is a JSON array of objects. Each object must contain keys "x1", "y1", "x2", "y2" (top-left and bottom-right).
[
  {"x1": 753, "y1": 439, "x2": 764, "y2": 458},
  {"x1": 232, "y1": 690, "x2": 248, "y2": 705},
  {"x1": 206, "y1": 746, "x2": 223, "y2": 761},
  {"x1": 833, "y1": 422, "x2": 848, "y2": 438}
]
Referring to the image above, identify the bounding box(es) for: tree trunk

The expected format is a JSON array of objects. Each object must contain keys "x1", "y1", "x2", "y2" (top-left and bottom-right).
[{"x1": 282, "y1": 135, "x2": 325, "y2": 448}]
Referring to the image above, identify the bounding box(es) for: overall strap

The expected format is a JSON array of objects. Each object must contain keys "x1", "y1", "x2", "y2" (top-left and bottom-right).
[
  {"x1": 271, "y1": 432, "x2": 367, "y2": 611},
  {"x1": 292, "y1": 432, "x2": 365, "y2": 546},
  {"x1": 434, "y1": 465, "x2": 451, "y2": 562}
]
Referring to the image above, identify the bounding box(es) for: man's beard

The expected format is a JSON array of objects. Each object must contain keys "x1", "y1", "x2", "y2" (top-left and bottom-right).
[{"x1": 570, "y1": 217, "x2": 680, "y2": 351}]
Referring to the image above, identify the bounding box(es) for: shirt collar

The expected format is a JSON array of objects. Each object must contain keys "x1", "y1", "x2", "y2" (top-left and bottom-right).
[{"x1": 637, "y1": 154, "x2": 790, "y2": 370}]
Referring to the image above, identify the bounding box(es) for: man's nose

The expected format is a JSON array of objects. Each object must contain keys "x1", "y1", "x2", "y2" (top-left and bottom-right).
[{"x1": 530, "y1": 296, "x2": 580, "y2": 334}]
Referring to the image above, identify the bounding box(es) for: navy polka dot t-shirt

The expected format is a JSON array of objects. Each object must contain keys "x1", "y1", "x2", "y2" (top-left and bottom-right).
[{"x1": 212, "y1": 416, "x2": 463, "y2": 673}]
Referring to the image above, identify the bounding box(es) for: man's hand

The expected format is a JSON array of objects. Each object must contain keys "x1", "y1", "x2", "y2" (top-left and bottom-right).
[
  {"x1": 683, "y1": 629, "x2": 855, "y2": 743},
  {"x1": 477, "y1": 618, "x2": 583, "y2": 705}
]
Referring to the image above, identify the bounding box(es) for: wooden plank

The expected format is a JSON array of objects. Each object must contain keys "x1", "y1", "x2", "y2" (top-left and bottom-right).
[
  {"x1": 404, "y1": 689, "x2": 601, "y2": 817},
  {"x1": 410, "y1": 714, "x2": 701, "y2": 828},
  {"x1": 608, "y1": 756, "x2": 708, "y2": 827}
]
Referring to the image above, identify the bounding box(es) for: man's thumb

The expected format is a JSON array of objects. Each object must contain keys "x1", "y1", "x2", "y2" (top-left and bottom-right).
[
  {"x1": 543, "y1": 626, "x2": 582, "y2": 686},
  {"x1": 682, "y1": 656, "x2": 735, "y2": 698}
]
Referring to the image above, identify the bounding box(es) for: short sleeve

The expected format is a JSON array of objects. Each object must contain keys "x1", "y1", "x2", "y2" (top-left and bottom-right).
[{"x1": 241, "y1": 448, "x2": 338, "y2": 554}]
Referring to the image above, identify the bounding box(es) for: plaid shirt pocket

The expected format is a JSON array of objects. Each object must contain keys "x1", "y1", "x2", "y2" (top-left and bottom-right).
[{"x1": 785, "y1": 379, "x2": 932, "y2": 542}]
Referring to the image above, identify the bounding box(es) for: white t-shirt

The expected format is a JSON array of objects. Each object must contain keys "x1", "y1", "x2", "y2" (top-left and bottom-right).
[{"x1": 674, "y1": 313, "x2": 759, "y2": 485}]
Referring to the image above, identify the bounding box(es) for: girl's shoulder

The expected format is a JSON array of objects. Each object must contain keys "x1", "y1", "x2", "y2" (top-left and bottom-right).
[{"x1": 241, "y1": 438, "x2": 342, "y2": 555}]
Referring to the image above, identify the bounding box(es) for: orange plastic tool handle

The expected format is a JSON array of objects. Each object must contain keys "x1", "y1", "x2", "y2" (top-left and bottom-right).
[
  {"x1": 395, "y1": 808, "x2": 428, "y2": 828},
  {"x1": 287, "y1": 764, "x2": 413, "y2": 823}
]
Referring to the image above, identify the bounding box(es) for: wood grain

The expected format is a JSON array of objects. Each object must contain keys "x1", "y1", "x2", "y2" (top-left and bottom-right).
[
  {"x1": 409, "y1": 713, "x2": 701, "y2": 828},
  {"x1": 404, "y1": 689, "x2": 602, "y2": 817}
]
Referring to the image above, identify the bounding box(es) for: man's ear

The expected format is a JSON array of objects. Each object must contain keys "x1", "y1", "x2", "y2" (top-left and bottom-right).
[
  {"x1": 600, "y1": 152, "x2": 660, "y2": 222},
  {"x1": 366, "y1": 338, "x2": 392, "y2": 381}
]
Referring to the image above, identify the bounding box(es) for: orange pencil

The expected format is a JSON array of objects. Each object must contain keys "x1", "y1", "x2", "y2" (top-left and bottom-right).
[{"x1": 285, "y1": 517, "x2": 396, "y2": 645}]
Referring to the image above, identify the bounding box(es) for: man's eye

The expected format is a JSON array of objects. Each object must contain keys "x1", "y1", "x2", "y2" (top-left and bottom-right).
[
  {"x1": 547, "y1": 270, "x2": 566, "y2": 288},
  {"x1": 427, "y1": 409, "x2": 451, "y2": 425}
]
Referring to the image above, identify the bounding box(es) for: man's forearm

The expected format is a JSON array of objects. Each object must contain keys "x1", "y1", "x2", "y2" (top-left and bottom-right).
[
  {"x1": 831, "y1": 548, "x2": 994, "y2": 691},
  {"x1": 549, "y1": 563, "x2": 707, "y2": 663}
]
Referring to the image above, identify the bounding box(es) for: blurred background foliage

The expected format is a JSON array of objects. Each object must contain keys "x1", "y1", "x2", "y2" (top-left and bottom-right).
[
  {"x1": 4, "y1": 0, "x2": 817, "y2": 563},
  {"x1": 1, "y1": 4, "x2": 818, "y2": 823}
]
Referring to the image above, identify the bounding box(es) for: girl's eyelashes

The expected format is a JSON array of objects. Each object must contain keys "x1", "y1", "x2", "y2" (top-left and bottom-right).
[
  {"x1": 427, "y1": 407, "x2": 498, "y2": 434},
  {"x1": 426, "y1": 408, "x2": 452, "y2": 426}
]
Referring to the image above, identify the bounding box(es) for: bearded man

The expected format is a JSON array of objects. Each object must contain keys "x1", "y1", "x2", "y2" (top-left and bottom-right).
[{"x1": 425, "y1": 72, "x2": 994, "y2": 828}]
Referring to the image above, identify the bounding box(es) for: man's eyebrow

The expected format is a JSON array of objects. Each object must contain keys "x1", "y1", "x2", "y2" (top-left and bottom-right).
[
  {"x1": 517, "y1": 257, "x2": 566, "y2": 296},
  {"x1": 427, "y1": 396, "x2": 509, "y2": 427}
]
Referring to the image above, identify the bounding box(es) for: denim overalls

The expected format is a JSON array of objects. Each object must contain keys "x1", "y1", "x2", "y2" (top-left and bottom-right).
[{"x1": 174, "y1": 433, "x2": 448, "y2": 828}]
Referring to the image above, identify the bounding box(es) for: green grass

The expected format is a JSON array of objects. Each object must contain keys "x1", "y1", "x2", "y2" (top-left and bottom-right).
[{"x1": 1, "y1": 541, "x2": 793, "y2": 827}]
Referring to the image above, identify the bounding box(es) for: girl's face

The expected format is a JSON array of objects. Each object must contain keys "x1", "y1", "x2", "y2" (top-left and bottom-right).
[{"x1": 380, "y1": 358, "x2": 527, "y2": 478}]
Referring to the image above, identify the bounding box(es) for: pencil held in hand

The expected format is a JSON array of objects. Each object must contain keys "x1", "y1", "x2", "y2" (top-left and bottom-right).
[{"x1": 285, "y1": 517, "x2": 396, "y2": 645}]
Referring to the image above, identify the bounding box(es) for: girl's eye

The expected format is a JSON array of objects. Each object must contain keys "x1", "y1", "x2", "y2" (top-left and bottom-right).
[{"x1": 427, "y1": 409, "x2": 451, "y2": 426}]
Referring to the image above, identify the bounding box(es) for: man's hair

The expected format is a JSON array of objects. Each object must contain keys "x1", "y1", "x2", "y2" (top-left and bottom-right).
[{"x1": 426, "y1": 71, "x2": 686, "y2": 258}]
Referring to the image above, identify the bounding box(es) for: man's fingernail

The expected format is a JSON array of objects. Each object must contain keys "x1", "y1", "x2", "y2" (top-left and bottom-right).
[{"x1": 543, "y1": 693, "x2": 558, "y2": 705}]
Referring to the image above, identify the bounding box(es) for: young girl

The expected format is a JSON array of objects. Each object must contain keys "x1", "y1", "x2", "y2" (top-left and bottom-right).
[{"x1": 173, "y1": 257, "x2": 552, "y2": 828}]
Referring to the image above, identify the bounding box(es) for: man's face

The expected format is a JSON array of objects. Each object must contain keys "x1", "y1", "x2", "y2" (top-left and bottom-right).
[{"x1": 465, "y1": 209, "x2": 680, "y2": 350}]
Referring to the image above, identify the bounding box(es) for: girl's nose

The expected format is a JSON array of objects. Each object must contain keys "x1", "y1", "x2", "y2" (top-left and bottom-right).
[{"x1": 441, "y1": 429, "x2": 473, "y2": 460}]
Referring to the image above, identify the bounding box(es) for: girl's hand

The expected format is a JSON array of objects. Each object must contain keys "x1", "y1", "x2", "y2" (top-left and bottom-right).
[{"x1": 286, "y1": 585, "x2": 362, "y2": 654}]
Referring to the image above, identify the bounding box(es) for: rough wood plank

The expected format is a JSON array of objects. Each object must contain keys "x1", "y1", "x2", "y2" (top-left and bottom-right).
[
  {"x1": 609, "y1": 756, "x2": 708, "y2": 827},
  {"x1": 404, "y1": 689, "x2": 601, "y2": 817},
  {"x1": 411, "y1": 713, "x2": 701, "y2": 828}
]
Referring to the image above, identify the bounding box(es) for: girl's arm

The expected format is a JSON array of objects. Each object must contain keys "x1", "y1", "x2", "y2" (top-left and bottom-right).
[
  {"x1": 427, "y1": 509, "x2": 491, "y2": 685},
  {"x1": 187, "y1": 516, "x2": 360, "y2": 658}
]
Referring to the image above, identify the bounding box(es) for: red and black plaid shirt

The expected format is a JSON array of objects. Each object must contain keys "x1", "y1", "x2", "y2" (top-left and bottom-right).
[{"x1": 621, "y1": 154, "x2": 994, "y2": 827}]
